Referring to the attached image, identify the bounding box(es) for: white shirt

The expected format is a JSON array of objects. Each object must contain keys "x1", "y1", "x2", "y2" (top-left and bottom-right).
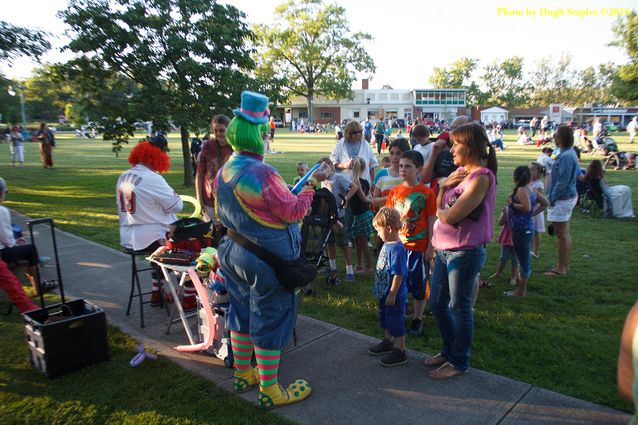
[
  {"x1": 0, "y1": 205, "x2": 15, "y2": 250},
  {"x1": 116, "y1": 164, "x2": 183, "y2": 250},
  {"x1": 414, "y1": 143, "x2": 433, "y2": 163},
  {"x1": 330, "y1": 138, "x2": 379, "y2": 184}
]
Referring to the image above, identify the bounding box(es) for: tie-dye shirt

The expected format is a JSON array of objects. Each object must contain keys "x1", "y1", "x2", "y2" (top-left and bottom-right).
[{"x1": 216, "y1": 153, "x2": 313, "y2": 229}]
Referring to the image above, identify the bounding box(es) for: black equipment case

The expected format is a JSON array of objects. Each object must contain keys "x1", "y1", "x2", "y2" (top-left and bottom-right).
[{"x1": 22, "y1": 218, "x2": 109, "y2": 378}]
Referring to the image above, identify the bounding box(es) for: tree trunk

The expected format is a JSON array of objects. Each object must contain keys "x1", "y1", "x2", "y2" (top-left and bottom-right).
[
  {"x1": 181, "y1": 126, "x2": 194, "y2": 187},
  {"x1": 307, "y1": 92, "x2": 314, "y2": 125}
]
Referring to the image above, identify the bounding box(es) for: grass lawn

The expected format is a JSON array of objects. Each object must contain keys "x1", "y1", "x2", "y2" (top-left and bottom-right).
[
  {"x1": 0, "y1": 294, "x2": 293, "y2": 424},
  {"x1": 1, "y1": 128, "x2": 637, "y2": 414}
]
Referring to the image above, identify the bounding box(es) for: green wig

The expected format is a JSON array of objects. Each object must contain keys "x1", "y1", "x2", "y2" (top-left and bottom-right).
[{"x1": 226, "y1": 116, "x2": 264, "y2": 155}]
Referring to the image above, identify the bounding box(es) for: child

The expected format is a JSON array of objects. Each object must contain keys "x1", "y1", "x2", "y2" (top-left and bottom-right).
[
  {"x1": 504, "y1": 166, "x2": 548, "y2": 298},
  {"x1": 372, "y1": 139, "x2": 411, "y2": 255},
  {"x1": 386, "y1": 150, "x2": 436, "y2": 336},
  {"x1": 537, "y1": 147, "x2": 554, "y2": 188},
  {"x1": 529, "y1": 162, "x2": 546, "y2": 258},
  {"x1": 412, "y1": 124, "x2": 432, "y2": 163},
  {"x1": 488, "y1": 206, "x2": 519, "y2": 287},
  {"x1": 372, "y1": 139, "x2": 411, "y2": 209},
  {"x1": 293, "y1": 162, "x2": 309, "y2": 186},
  {"x1": 345, "y1": 157, "x2": 374, "y2": 273},
  {"x1": 380, "y1": 156, "x2": 391, "y2": 169},
  {"x1": 368, "y1": 207, "x2": 408, "y2": 366},
  {"x1": 318, "y1": 157, "x2": 355, "y2": 283}
]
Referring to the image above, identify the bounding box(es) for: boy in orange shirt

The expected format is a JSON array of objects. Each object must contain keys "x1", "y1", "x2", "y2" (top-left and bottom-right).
[{"x1": 386, "y1": 150, "x2": 436, "y2": 337}]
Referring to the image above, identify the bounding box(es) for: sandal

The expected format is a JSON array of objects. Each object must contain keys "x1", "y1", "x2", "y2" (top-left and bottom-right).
[
  {"x1": 544, "y1": 270, "x2": 566, "y2": 277},
  {"x1": 428, "y1": 362, "x2": 466, "y2": 380},
  {"x1": 478, "y1": 279, "x2": 491, "y2": 289},
  {"x1": 424, "y1": 353, "x2": 446, "y2": 367}
]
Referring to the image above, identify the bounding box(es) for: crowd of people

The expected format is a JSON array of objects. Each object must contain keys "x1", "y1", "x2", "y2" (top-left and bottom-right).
[{"x1": 1, "y1": 93, "x2": 635, "y2": 409}]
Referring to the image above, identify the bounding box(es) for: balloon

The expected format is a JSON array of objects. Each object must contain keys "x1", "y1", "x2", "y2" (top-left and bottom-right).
[
  {"x1": 174, "y1": 269, "x2": 217, "y2": 352},
  {"x1": 179, "y1": 195, "x2": 202, "y2": 218},
  {"x1": 290, "y1": 163, "x2": 322, "y2": 195},
  {"x1": 129, "y1": 344, "x2": 158, "y2": 367}
]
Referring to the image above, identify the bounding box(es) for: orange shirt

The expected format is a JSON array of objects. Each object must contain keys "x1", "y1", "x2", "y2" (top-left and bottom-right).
[{"x1": 386, "y1": 183, "x2": 436, "y2": 251}]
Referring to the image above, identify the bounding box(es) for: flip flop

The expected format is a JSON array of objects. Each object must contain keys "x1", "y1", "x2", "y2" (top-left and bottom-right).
[
  {"x1": 544, "y1": 270, "x2": 566, "y2": 277},
  {"x1": 424, "y1": 353, "x2": 446, "y2": 367},
  {"x1": 428, "y1": 362, "x2": 466, "y2": 380},
  {"x1": 478, "y1": 279, "x2": 491, "y2": 289}
]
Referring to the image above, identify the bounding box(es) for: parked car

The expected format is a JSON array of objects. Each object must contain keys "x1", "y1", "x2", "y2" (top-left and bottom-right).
[
  {"x1": 273, "y1": 119, "x2": 284, "y2": 128},
  {"x1": 515, "y1": 120, "x2": 530, "y2": 130}
]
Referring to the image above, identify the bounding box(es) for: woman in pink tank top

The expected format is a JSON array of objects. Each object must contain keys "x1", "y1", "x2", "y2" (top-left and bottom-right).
[{"x1": 425, "y1": 122, "x2": 497, "y2": 380}]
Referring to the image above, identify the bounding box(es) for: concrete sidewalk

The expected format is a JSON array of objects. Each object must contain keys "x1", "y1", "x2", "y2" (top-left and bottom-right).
[{"x1": 11, "y1": 211, "x2": 631, "y2": 425}]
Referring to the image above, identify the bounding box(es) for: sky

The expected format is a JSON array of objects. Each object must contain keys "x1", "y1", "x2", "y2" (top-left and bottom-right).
[{"x1": 1, "y1": 0, "x2": 634, "y2": 89}]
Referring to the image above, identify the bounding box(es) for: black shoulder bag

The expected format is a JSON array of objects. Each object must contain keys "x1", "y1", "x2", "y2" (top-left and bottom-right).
[{"x1": 227, "y1": 229, "x2": 317, "y2": 292}]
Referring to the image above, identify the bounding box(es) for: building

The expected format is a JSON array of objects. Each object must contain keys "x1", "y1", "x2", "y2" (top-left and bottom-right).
[
  {"x1": 278, "y1": 80, "x2": 467, "y2": 126},
  {"x1": 412, "y1": 88, "x2": 467, "y2": 124},
  {"x1": 572, "y1": 107, "x2": 638, "y2": 125},
  {"x1": 479, "y1": 107, "x2": 509, "y2": 124}
]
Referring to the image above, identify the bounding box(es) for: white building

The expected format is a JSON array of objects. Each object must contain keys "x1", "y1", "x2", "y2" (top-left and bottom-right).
[{"x1": 480, "y1": 107, "x2": 509, "y2": 124}]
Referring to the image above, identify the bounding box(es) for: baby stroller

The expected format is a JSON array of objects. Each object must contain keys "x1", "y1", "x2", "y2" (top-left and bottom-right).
[{"x1": 300, "y1": 188, "x2": 338, "y2": 289}]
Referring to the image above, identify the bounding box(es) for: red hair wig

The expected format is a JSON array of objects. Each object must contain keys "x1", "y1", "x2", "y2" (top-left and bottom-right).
[{"x1": 128, "y1": 141, "x2": 170, "y2": 173}]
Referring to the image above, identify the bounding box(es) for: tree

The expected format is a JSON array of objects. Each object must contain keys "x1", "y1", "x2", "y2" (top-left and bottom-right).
[
  {"x1": 59, "y1": 0, "x2": 255, "y2": 185},
  {"x1": 528, "y1": 54, "x2": 576, "y2": 106},
  {"x1": 610, "y1": 10, "x2": 638, "y2": 105},
  {"x1": 480, "y1": 56, "x2": 528, "y2": 107},
  {"x1": 380, "y1": 84, "x2": 393, "y2": 90},
  {"x1": 253, "y1": 0, "x2": 375, "y2": 123},
  {"x1": 0, "y1": 21, "x2": 50, "y2": 64},
  {"x1": 429, "y1": 57, "x2": 485, "y2": 106}
]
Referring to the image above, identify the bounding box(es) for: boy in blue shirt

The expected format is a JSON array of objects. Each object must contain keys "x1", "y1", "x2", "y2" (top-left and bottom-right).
[{"x1": 368, "y1": 207, "x2": 408, "y2": 366}]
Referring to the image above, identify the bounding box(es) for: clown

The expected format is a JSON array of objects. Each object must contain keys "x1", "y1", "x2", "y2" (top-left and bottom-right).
[
  {"x1": 215, "y1": 91, "x2": 315, "y2": 408},
  {"x1": 116, "y1": 136, "x2": 184, "y2": 306}
]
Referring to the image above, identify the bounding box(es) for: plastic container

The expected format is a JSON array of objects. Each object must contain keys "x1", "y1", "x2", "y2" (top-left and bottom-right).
[{"x1": 23, "y1": 299, "x2": 109, "y2": 378}]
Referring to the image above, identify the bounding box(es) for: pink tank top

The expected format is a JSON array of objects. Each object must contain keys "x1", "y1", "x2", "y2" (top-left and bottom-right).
[{"x1": 432, "y1": 168, "x2": 496, "y2": 250}]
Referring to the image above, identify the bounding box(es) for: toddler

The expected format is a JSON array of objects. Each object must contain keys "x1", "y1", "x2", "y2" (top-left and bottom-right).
[
  {"x1": 293, "y1": 162, "x2": 309, "y2": 186},
  {"x1": 368, "y1": 207, "x2": 408, "y2": 367},
  {"x1": 345, "y1": 157, "x2": 373, "y2": 273},
  {"x1": 488, "y1": 206, "x2": 519, "y2": 287},
  {"x1": 528, "y1": 162, "x2": 546, "y2": 258}
]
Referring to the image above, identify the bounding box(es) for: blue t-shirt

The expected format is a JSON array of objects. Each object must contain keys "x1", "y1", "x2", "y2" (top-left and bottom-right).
[
  {"x1": 374, "y1": 241, "x2": 408, "y2": 301},
  {"x1": 508, "y1": 189, "x2": 536, "y2": 232},
  {"x1": 364, "y1": 121, "x2": 372, "y2": 136}
]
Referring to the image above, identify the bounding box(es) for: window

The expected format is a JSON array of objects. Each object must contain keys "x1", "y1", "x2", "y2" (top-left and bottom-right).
[
  {"x1": 403, "y1": 93, "x2": 411, "y2": 101},
  {"x1": 353, "y1": 111, "x2": 360, "y2": 118},
  {"x1": 379, "y1": 94, "x2": 387, "y2": 101},
  {"x1": 320, "y1": 112, "x2": 333, "y2": 119},
  {"x1": 390, "y1": 93, "x2": 399, "y2": 100},
  {"x1": 368, "y1": 94, "x2": 375, "y2": 101}
]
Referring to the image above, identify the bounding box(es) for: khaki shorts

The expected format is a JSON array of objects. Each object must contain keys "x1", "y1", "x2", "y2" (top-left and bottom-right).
[{"x1": 547, "y1": 197, "x2": 577, "y2": 222}]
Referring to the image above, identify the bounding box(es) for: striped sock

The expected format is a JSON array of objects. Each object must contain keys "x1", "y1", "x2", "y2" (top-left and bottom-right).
[
  {"x1": 255, "y1": 346, "x2": 281, "y2": 388},
  {"x1": 230, "y1": 331, "x2": 254, "y2": 372}
]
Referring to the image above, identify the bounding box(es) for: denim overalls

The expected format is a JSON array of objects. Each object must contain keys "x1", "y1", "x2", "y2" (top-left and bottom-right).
[{"x1": 216, "y1": 155, "x2": 301, "y2": 350}]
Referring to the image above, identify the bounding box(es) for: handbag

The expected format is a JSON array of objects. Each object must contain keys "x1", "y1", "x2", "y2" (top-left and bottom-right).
[{"x1": 227, "y1": 229, "x2": 317, "y2": 292}]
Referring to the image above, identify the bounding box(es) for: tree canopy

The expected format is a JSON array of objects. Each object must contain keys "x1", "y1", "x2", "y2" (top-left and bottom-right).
[
  {"x1": 252, "y1": 0, "x2": 375, "y2": 123},
  {"x1": 59, "y1": 0, "x2": 255, "y2": 185},
  {"x1": 0, "y1": 21, "x2": 51, "y2": 64},
  {"x1": 610, "y1": 10, "x2": 638, "y2": 105}
]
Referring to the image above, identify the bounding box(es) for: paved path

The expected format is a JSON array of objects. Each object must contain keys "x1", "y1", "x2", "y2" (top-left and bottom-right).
[{"x1": 11, "y1": 212, "x2": 631, "y2": 425}]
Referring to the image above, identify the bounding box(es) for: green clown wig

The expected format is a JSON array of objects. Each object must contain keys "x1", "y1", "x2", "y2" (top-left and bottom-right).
[{"x1": 226, "y1": 117, "x2": 267, "y2": 155}]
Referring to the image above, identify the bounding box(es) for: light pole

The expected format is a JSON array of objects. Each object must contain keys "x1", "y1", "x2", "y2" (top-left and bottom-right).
[{"x1": 8, "y1": 84, "x2": 30, "y2": 140}]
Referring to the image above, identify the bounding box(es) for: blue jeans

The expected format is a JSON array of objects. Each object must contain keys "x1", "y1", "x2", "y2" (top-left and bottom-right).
[
  {"x1": 511, "y1": 230, "x2": 533, "y2": 278},
  {"x1": 428, "y1": 245, "x2": 485, "y2": 372}
]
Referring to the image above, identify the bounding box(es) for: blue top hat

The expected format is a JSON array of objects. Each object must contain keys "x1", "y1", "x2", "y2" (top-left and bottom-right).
[{"x1": 233, "y1": 91, "x2": 270, "y2": 124}]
